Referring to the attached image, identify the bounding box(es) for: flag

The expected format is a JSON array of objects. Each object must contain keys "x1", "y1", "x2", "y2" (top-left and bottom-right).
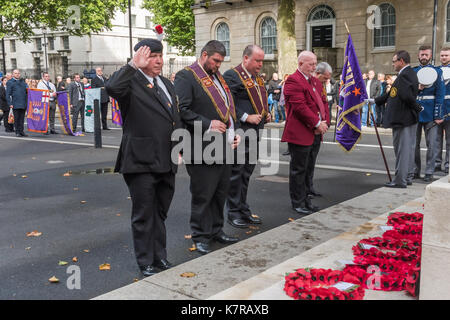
[
  {"x1": 84, "y1": 88, "x2": 101, "y2": 133},
  {"x1": 336, "y1": 34, "x2": 368, "y2": 152},
  {"x1": 56, "y1": 91, "x2": 83, "y2": 136},
  {"x1": 111, "y1": 98, "x2": 123, "y2": 126},
  {"x1": 27, "y1": 88, "x2": 50, "y2": 133}
]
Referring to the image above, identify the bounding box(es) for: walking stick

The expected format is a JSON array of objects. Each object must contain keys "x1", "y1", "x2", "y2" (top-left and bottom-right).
[{"x1": 369, "y1": 107, "x2": 392, "y2": 182}]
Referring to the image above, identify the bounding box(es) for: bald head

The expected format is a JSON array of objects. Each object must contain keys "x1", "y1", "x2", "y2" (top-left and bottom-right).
[
  {"x1": 242, "y1": 45, "x2": 265, "y2": 76},
  {"x1": 297, "y1": 51, "x2": 317, "y2": 77}
]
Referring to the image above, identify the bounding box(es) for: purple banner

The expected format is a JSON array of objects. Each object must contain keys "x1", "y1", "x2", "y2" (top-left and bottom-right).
[
  {"x1": 56, "y1": 91, "x2": 83, "y2": 136},
  {"x1": 27, "y1": 89, "x2": 50, "y2": 133},
  {"x1": 111, "y1": 98, "x2": 122, "y2": 126},
  {"x1": 336, "y1": 34, "x2": 368, "y2": 152}
]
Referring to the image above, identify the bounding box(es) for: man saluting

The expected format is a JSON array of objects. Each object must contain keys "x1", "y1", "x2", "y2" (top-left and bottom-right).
[{"x1": 105, "y1": 39, "x2": 181, "y2": 277}]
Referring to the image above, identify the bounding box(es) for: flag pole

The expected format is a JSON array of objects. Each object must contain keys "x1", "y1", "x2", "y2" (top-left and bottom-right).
[{"x1": 345, "y1": 21, "x2": 392, "y2": 182}]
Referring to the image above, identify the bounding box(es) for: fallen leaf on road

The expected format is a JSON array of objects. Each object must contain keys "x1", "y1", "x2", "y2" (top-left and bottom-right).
[
  {"x1": 127, "y1": 196, "x2": 131, "y2": 200},
  {"x1": 21, "y1": 175, "x2": 28, "y2": 178},
  {"x1": 63, "y1": 172, "x2": 72, "y2": 177},
  {"x1": 58, "y1": 261, "x2": 68, "y2": 266},
  {"x1": 184, "y1": 234, "x2": 192, "y2": 239},
  {"x1": 288, "y1": 218, "x2": 295, "y2": 222},
  {"x1": 116, "y1": 213, "x2": 121, "y2": 217},
  {"x1": 26, "y1": 230, "x2": 42, "y2": 237},
  {"x1": 12, "y1": 174, "x2": 17, "y2": 177},
  {"x1": 72, "y1": 257, "x2": 78, "y2": 262},
  {"x1": 180, "y1": 272, "x2": 196, "y2": 278},
  {"x1": 246, "y1": 231, "x2": 252, "y2": 234},
  {"x1": 133, "y1": 278, "x2": 139, "y2": 282},
  {"x1": 80, "y1": 200, "x2": 87, "y2": 204},
  {"x1": 48, "y1": 276, "x2": 59, "y2": 283},
  {"x1": 251, "y1": 214, "x2": 260, "y2": 218},
  {"x1": 83, "y1": 249, "x2": 90, "y2": 253},
  {"x1": 249, "y1": 226, "x2": 259, "y2": 230},
  {"x1": 73, "y1": 187, "x2": 79, "y2": 191},
  {"x1": 25, "y1": 247, "x2": 31, "y2": 250},
  {"x1": 366, "y1": 173, "x2": 372, "y2": 176},
  {"x1": 99, "y1": 263, "x2": 111, "y2": 271},
  {"x1": 31, "y1": 157, "x2": 36, "y2": 160}
]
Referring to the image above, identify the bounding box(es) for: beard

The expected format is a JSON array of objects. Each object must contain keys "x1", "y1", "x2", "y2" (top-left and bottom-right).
[{"x1": 419, "y1": 58, "x2": 431, "y2": 66}]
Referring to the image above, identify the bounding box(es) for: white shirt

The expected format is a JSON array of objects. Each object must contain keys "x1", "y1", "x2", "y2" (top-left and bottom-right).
[
  {"x1": 366, "y1": 79, "x2": 372, "y2": 97},
  {"x1": 210, "y1": 73, "x2": 235, "y2": 145},
  {"x1": 37, "y1": 80, "x2": 57, "y2": 101}
]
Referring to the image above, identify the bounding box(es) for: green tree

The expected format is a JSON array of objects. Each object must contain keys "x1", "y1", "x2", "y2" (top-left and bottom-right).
[
  {"x1": 142, "y1": 0, "x2": 195, "y2": 56},
  {"x1": 277, "y1": 0, "x2": 298, "y2": 77},
  {"x1": 0, "y1": 0, "x2": 128, "y2": 40}
]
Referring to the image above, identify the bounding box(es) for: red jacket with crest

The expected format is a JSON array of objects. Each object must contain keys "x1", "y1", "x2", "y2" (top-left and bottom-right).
[{"x1": 281, "y1": 70, "x2": 330, "y2": 146}]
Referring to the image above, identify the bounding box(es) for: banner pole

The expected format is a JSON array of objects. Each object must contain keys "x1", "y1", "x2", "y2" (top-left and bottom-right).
[{"x1": 369, "y1": 108, "x2": 392, "y2": 182}]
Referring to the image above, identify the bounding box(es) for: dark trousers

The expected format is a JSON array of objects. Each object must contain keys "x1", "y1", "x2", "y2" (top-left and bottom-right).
[
  {"x1": 72, "y1": 100, "x2": 85, "y2": 131},
  {"x1": 123, "y1": 171, "x2": 175, "y2": 267},
  {"x1": 288, "y1": 139, "x2": 318, "y2": 208},
  {"x1": 13, "y1": 108, "x2": 26, "y2": 134},
  {"x1": 226, "y1": 144, "x2": 257, "y2": 220},
  {"x1": 186, "y1": 164, "x2": 231, "y2": 243},
  {"x1": 101, "y1": 102, "x2": 109, "y2": 129},
  {"x1": 1, "y1": 109, "x2": 14, "y2": 131},
  {"x1": 48, "y1": 101, "x2": 56, "y2": 131},
  {"x1": 306, "y1": 135, "x2": 322, "y2": 194},
  {"x1": 376, "y1": 104, "x2": 385, "y2": 126}
]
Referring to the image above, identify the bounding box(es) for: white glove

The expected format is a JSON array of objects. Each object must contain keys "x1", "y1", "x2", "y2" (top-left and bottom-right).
[{"x1": 364, "y1": 98, "x2": 375, "y2": 104}]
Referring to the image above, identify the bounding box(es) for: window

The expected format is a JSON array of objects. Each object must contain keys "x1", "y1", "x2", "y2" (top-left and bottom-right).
[
  {"x1": 11, "y1": 58, "x2": 17, "y2": 70},
  {"x1": 373, "y1": 3, "x2": 396, "y2": 48},
  {"x1": 145, "y1": 16, "x2": 152, "y2": 29},
  {"x1": 307, "y1": 5, "x2": 336, "y2": 50},
  {"x1": 62, "y1": 36, "x2": 70, "y2": 50},
  {"x1": 48, "y1": 37, "x2": 55, "y2": 51},
  {"x1": 447, "y1": 2, "x2": 450, "y2": 42},
  {"x1": 216, "y1": 22, "x2": 230, "y2": 57},
  {"x1": 308, "y1": 4, "x2": 336, "y2": 21},
  {"x1": 35, "y1": 38, "x2": 42, "y2": 51},
  {"x1": 131, "y1": 14, "x2": 137, "y2": 27},
  {"x1": 10, "y1": 40, "x2": 16, "y2": 53},
  {"x1": 62, "y1": 57, "x2": 69, "y2": 78},
  {"x1": 34, "y1": 57, "x2": 42, "y2": 79},
  {"x1": 260, "y1": 17, "x2": 277, "y2": 54}
]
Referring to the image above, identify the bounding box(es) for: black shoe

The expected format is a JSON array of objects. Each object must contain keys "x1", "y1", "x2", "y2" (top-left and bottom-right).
[
  {"x1": 292, "y1": 206, "x2": 313, "y2": 215},
  {"x1": 308, "y1": 190, "x2": 323, "y2": 198},
  {"x1": 445, "y1": 168, "x2": 449, "y2": 174},
  {"x1": 384, "y1": 182, "x2": 407, "y2": 188},
  {"x1": 244, "y1": 215, "x2": 262, "y2": 224},
  {"x1": 50, "y1": 129, "x2": 58, "y2": 134},
  {"x1": 16, "y1": 133, "x2": 21, "y2": 137},
  {"x1": 153, "y1": 259, "x2": 173, "y2": 270},
  {"x1": 194, "y1": 242, "x2": 211, "y2": 255},
  {"x1": 282, "y1": 151, "x2": 290, "y2": 156},
  {"x1": 103, "y1": 127, "x2": 111, "y2": 130},
  {"x1": 305, "y1": 200, "x2": 319, "y2": 212},
  {"x1": 139, "y1": 265, "x2": 158, "y2": 277},
  {"x1": 227, "y1": 218, "x2": 249, "y2": 228},
  {"x1": 213, "y1": 233, "x2": 239, "y2": 244},
  {"x1": 407, "y1": 181, "x2": 413, "y2": 186},
  {"x1": 413, "y1": 173, "x2": 421, "y2": 180},
  {"x1": 423, "y1": 174, "x2": 433, "y2": 182},
  {"x1": 435, "y1": 166, "x2": 442, "y2": 172},
  {"x1": 20, "y1": 133, "x2": 28, "y2": 137}
]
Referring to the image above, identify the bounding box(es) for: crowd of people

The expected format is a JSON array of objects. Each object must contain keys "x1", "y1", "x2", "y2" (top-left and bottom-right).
[{"x1": 0, "y1": 67, "x2": 112, "y2": 136}]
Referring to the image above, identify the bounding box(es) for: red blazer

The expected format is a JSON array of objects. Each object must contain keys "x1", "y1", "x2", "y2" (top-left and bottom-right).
[{"x1": 281, "y1": 70, "x2": 330, "y2": 146}]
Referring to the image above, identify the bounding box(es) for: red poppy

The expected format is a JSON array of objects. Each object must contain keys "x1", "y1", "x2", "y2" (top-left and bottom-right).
[{"x1": 155, "y1": 25, "x2": 164, "y2": 34}]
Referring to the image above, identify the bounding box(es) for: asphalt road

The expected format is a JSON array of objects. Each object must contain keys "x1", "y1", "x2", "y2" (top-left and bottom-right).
[{"x1": 0, "y1": 123, "x2": 443, "y2": 300}]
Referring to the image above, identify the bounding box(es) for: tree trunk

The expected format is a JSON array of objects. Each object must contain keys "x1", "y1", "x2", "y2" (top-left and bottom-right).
[{"x1": 277, "y1": 0, "x2": 298, "y2": 78}]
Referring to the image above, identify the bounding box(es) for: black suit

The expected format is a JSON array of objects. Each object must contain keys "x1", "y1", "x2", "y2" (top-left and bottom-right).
[
  {"x1": 175, "y1": 68, "x2": 238, "y2": 243},
  {"x1": 375, "y1": 66, "x2": 420, "y2": 186},
  {"x1": 0, "y1": 85, "x2": 13, "y2": 131},
  {"x1": 105, "y1": 64, "x2": 181, "y2": 268},
  {"x1": 91, "y1": 75, "x2": 110, "y2": 129},
  {"x1": 223, "y1": 68, "x2": 264, "y2": 221}
]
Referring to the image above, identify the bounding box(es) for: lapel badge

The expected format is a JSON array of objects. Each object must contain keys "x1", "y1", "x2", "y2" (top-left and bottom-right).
[{"x1": 147, "y1": 83, "x2": 154, "y2": 89}]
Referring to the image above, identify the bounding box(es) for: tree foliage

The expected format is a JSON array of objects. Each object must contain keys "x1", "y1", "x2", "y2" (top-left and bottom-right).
[
  {"x1": 142, "y1": 0, "x2": 195, "y2": 56},
  {"x1": 0, "y1": 0, "x2": 128, "y2": 40}
]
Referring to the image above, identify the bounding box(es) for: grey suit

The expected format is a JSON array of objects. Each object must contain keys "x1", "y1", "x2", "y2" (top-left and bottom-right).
[{"x1": 68, "y1": 81, "x2": 85, "y2": 131}]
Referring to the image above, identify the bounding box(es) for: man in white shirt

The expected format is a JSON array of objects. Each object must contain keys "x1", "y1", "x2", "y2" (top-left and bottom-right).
[
  {"x1": 37, "y1": 72, "x2": 58, "y2": 134},
  {"x1": 362, "y1": 70, "x2": 381, "y2": 127}
]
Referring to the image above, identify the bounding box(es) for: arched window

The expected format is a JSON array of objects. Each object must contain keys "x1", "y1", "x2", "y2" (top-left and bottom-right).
[
  {"x1": 260, "y1": 17, "x2": 277, "y2": 55},
  {"x1": 216, "y1": 22, "x2": 230, "y2": 57},
  {"x1": 307, "y1": 5, "x2": 336, "y2": 49},
  {"x1": 373, "y1": 3, "x2": 396, "y2": 48},
  {"x1": 308, "y1": 4, "x2": 336, "y2": 21},
  {"x1": 446, "y1": 1, "x2": 450, "y2": 42}
]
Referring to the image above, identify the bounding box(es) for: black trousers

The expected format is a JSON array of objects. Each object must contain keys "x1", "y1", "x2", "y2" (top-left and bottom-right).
[
  {"x1": 288, "y1": 136, "x2": 320, "y2": 208},
  {"x1": 0, "y1": 109, "x2": 13, "y2": 131},
  {"x1": 226, "y1": 139, "x2": 258, "y2": 220},
  {"x1": 186, "y1": 164, "x2": 231, "y2": 243},
  {"x1": 101, "y1": 102, "x2": 109, "y2": 128},
  {"x1": 72, "y1": 100, "x2": 85, "y2": 132},
  {"x1": 306, "y1": 135, "x2": 322, "y2": 194},
  {"x1": 123, "y1": 171, "x2": 175, "y2": 267},
  {"x1": 13, "y1": 108, "x2": 26, "y2": 134}
]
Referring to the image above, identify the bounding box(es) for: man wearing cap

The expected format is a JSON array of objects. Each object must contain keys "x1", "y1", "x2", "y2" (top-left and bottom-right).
[
  {"x1": 413, "y1": 45, "x2": 445, "y2": 182},
  {"x1": 174, "y1": 40, "x2": 241, "y2": 255},
  {"x1": 436, "y1": 47, "x2": 450, "y2": 174},
  {"x1": 223, "y1": 44, "x2": 271, "y2": 229},
  {"x1": 105, "y1": 39, "x2": 181, "y2": 277}
]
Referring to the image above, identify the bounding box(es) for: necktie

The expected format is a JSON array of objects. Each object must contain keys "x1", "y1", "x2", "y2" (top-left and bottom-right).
[{"x1": 153, "y1": 78, "x2": 172, "y2": 110}]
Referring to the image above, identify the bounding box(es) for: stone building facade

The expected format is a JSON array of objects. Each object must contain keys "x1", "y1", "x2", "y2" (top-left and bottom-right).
[
  {"x1": 0, "y1": 0, "x2": 195, "y2": 81},
  {"x1": 192, "y1": 0, "x2": 449, "y2": 79}
]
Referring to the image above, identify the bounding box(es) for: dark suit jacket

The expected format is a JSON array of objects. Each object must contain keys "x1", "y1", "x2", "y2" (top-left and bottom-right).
[
  {"x1": 375, "y1": 66, "x2": 420, "y2": 129},
  {"x1": 281, "y1": 70, "x2": 329, "y2": 146},
  {"x1": 68, "y1": 81, "x2": 85, "y2": 106},
  {"x1": 6, "y1": 78, "x2": 28, "y2": 109},
  {"x1": 223, "y1": 68, "x2": 266, "y2": 134},
  {"x1": 365, "y1": 79, "x2": 381, "y2": 99},
  {"x1": 174, "y1": 68, "x2": 239, "y2": 164},
  {"x1": 91, "y1": 75, "x2": 110, "y2": 103},
  {"x1": 0, "y1": 85, "x2": 8, "y2": 111},
  {"x1": 105, "y1": 64, "x2": 181, "y2": 174}
]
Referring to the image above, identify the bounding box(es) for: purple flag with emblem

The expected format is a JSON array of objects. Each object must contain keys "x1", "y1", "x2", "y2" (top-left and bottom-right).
[
  {"x1": 56, "y1": 91, "x2": 83, "y2": 136},
  {"x1": 336, "y1": 34, "x2": 368, "y2": 152},
  {"x1": 27, "y1": 89, "x2": 50, "y2": 133}
]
